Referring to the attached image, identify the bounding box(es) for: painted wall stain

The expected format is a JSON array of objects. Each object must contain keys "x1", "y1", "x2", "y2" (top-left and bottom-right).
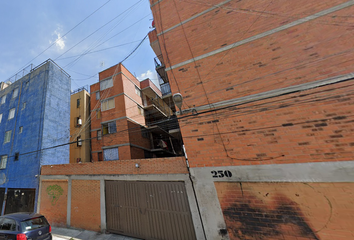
[
  {"x1": 46, "y1": 185, "x2": 63, "y2": 206},
  {"x1": 223, "y1": 194, "x2": 319, "y2": 240}
]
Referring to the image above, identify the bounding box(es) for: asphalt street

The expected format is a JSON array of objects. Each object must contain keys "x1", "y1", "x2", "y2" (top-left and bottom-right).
[{"x1": 52, "y1": 227, "x2": 141, "y2": 240}]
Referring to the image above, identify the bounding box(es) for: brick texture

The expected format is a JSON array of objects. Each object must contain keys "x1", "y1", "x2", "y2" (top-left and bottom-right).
[
  {"x1": 70, "y1": 180, "x2": 101, "y2": 231},
  {"x1": 149, "y1": 0, "x2": 354, "y2": 168},
  {"x1": 39, "y1": 180, "x2": 68, "y2": 227},
  {"x1": 180, "y1": 81, "x2": 354, "y2": 167},
  {"x1": 41, "y1": 157, "x2": 188, "y2": 175},
  {"x1": 215, "y1": 182, "x2": 354, "y2": 240}
]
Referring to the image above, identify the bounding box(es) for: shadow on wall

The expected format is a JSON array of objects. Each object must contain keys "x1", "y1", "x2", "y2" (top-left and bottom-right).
[{"x1": 217, "y1": 183, "x2": 320, "y2": 240}]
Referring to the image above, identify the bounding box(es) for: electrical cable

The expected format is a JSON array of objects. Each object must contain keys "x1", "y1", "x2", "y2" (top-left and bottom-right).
[
  {"x1": 13, "y1": 0, "x2": 112, "y2": 73},
  {"x1": 53, "y1": 0, "x2": 144, "y2": 62}
]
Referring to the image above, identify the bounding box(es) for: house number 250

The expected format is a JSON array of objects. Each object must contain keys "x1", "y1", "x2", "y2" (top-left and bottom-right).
[{"x1": 211, "y1": 170, "x2": 232, "y2": 178}]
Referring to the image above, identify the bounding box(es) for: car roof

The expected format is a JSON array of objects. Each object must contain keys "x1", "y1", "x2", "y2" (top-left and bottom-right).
[{"x1": 2, "y1": 212, "x2": 44, "y2": 221}]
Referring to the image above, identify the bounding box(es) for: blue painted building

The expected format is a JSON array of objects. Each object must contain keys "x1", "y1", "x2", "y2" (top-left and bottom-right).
[{"x1": 0, "y1": 59, "x2": 71, "y2": 214}]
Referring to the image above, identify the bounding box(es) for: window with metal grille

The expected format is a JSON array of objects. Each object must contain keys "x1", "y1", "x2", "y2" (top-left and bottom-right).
[{"x1": 103, "y1": 148, "x2": 119, "y2": 161}]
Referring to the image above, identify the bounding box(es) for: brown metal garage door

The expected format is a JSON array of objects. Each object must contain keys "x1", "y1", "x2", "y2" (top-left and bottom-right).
[{"x1": 105, "y1": 181, "x2": 196, "y2": 240}]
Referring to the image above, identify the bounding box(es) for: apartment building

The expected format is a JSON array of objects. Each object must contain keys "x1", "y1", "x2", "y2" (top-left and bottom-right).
[
  {"x1": 0, "y1": 59, "x2": 70, "y2": 215},
  {"x1": 90, "y1": 62, "x2": 183, "y2": 161},
  {"x1": 38, "y1": 62, "x2": 202, "y2": 239},
  {"x1": 149, "y1": 0, "x2": 354, "y2": 239},
  {"x1": 70, "y1": 87, "x2": 90, "y2": 163}
]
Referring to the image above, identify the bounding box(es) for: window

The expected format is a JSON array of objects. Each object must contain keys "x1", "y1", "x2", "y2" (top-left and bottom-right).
[
  {"x1": 76, "y1": 117, "x2": 82, "y2": 127},
  {"x1": 12, "y1": 88, "x2": 18, "y2": 98},
  {"x1": 0, "y1": 114, "x2": 2, "y2": 123},
  {"x1": 98, "y1": 152, "x2": 103, "y2": 161},
  {"x1": 135, "y1": 86, "x2": 141, "y2": 97},
  {"x1": 100, "y1": 78, "x2": 113, "y2": 90},
  {"x1": 4, "y1": 131, "x2": 11, "y2": 143},
  {"x1": 19, "y1": 126, "x2": 23, "y2": 134},
  {"x1": 20, "y1": 216, "x2": 49, "y2": 231},
  {"x1": 103, "y1": 147, "x2": 119, "y2": 161},
  {"x1": 0, "y1": 156, "x2": 7, "y2": 169},
  {"x1": 96, "y1": 92, "x2": 100, "y2": 100},
  {"x1": 97, "y1": 109, "x2": 101, "y2": 119},
  {"x1": 101, "y1": 98, "x2": 115, "y2": 111},
  {"x1": 14, "y1": 152, "x2": 19, "y2": 161},
  {"x1": 77, "y1": 136, "x2": 82, "y2": 147},
  {"x1": 0, "y1": 217, "x2": 16, "y2": 231},
  {"x1": 22, "y1": 102, "x2": 26, "y2": 110},
  {"x1": 102, "y1": 121, "x2": 116, "y2": 135},
  {"x1": 8, "y1": 108, "x2": 15, "y2": 120},
  {"x1": 77, "y1": 99, "x2": 80, "y2": 108},
  {"x1": 1, "y1": 95, "x2": 6, "y2": 104},
  {"x1": 97, "y1": 130, "x2": 102, "y2": 140}
]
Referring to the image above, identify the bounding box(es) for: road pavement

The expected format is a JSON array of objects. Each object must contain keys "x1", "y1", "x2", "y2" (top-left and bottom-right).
[{"x1": 52, "y1": 227, "x2": 141, "y2": 240}]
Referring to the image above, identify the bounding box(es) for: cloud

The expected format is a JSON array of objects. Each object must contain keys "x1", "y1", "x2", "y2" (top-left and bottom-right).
[
  {"x1": 137, "y1": 70, "x2": 160, "y2": 89},
  {"x1": 137, "y1": 70, "x2": 157, "y2": 81},
  {"x1": 50, "y1": 25, "x2": 66, "y2": 50}
]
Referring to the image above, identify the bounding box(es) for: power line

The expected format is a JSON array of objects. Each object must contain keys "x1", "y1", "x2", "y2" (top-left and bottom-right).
[
  {"x1": 7, "y1": 78, "x2": 353, "y2": 162},
  {"x1": 121, "y1": 34, "x2": 148, "y2": 63},
  {"x1": 54, "y1": 0, "x2": 144, "y2": 62},
  {"x1": 13, "y1": 0, "x2": 112, "y2": 74},
  {"x1": 56, "y1": 40, "x2": 142, "y2": 60}
]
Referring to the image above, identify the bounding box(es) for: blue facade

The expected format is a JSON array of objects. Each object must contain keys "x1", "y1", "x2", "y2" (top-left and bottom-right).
[{"x1": 0, "y1": 60, "x2": 70, "y2": 214}]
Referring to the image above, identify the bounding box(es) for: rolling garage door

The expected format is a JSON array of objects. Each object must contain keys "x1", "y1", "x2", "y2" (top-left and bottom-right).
[{"x1": 105, "y1": 181, "x2": 196, "y2": 240}]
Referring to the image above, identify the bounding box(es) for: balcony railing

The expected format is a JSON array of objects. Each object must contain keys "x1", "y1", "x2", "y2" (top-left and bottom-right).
[{"x1": 160, "y1": 82, "x2": 171, "y2": 96}]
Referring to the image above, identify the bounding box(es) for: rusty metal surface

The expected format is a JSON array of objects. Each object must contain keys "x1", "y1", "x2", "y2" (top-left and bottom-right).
[{"x1": 105, "y1": 181, "x2": 196, "y2": 240}]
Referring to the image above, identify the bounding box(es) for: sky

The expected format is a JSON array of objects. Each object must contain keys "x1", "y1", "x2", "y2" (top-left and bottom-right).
[{"x1": 0, "y1": 0, "x2": 158, "y2": 91}]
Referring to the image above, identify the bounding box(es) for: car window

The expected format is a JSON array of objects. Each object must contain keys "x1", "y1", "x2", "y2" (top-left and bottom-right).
[
  {"x1": 0, "y1": 218, "x2": 16, "y2": 231},
  {"x1": 20, "y1": 217, "x2": 49, "y2": 231}
]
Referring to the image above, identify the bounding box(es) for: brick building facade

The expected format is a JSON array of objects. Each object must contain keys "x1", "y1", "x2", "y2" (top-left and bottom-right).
[{"x1": 149, "y1": 0, "x2": 354, "y2": 239}]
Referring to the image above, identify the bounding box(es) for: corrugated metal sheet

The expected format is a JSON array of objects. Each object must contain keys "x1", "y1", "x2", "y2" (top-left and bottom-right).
[{"x1": 105, "y1": 181, "x2": 196, "y2": 240}]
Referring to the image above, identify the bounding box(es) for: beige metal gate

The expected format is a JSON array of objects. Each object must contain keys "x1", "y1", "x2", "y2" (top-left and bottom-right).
[{"x1": 105, "y1": 181, "x2": 196, "y2": 240}]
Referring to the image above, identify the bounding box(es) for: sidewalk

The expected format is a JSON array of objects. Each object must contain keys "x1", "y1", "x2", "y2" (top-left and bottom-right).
[{"x1": 52, "y1": 227, "x2": 141, "y2": 240}]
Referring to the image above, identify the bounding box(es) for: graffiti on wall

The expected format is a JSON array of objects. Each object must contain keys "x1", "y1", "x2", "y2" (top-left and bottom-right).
[{"x1": 46, "y1": 185, "x2": 63, "y2": 206}]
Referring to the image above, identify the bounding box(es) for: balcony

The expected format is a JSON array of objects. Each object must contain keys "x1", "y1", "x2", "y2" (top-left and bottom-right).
[
  {"x1": 160, "y1": 82, "x2": 171, "y2": 96},
  {"x1": 154, "y1": 56, "x2": 169, "y2": 84}
]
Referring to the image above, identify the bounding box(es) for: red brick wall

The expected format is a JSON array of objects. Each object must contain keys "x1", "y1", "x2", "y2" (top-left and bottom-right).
[
  {"x1": 180, "y1": 81, "x2": 354, "y2": 167},
  {"x1": 151, "y1": 1, "x2": 354, "y2": 107},
  {"x1": 39, "y1": 180, "x2": 68, "y2": 227},
  {"x1": 41, "y1": 157, "x2": 188, "y2": 175},
  {"x1": 150, "y1": 0, "x2": 354, "y2": 168},
  {"x1": 215, "y1": 182, "x2": 354, "y2": 240},
  {"x1": 140, "y1": 79, "x2": 162, "y2": 97},
  {"x1": 128, "y1": 121, "x2": 150, "y2": 150},
  {"x1": 71, "y1": 180, "x2": 101, "y2": 231}
]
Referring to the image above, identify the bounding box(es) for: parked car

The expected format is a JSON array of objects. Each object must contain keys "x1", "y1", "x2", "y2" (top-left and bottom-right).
[{"x1": 0, "y1": 212, "x2": 51, "y2": 240}]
